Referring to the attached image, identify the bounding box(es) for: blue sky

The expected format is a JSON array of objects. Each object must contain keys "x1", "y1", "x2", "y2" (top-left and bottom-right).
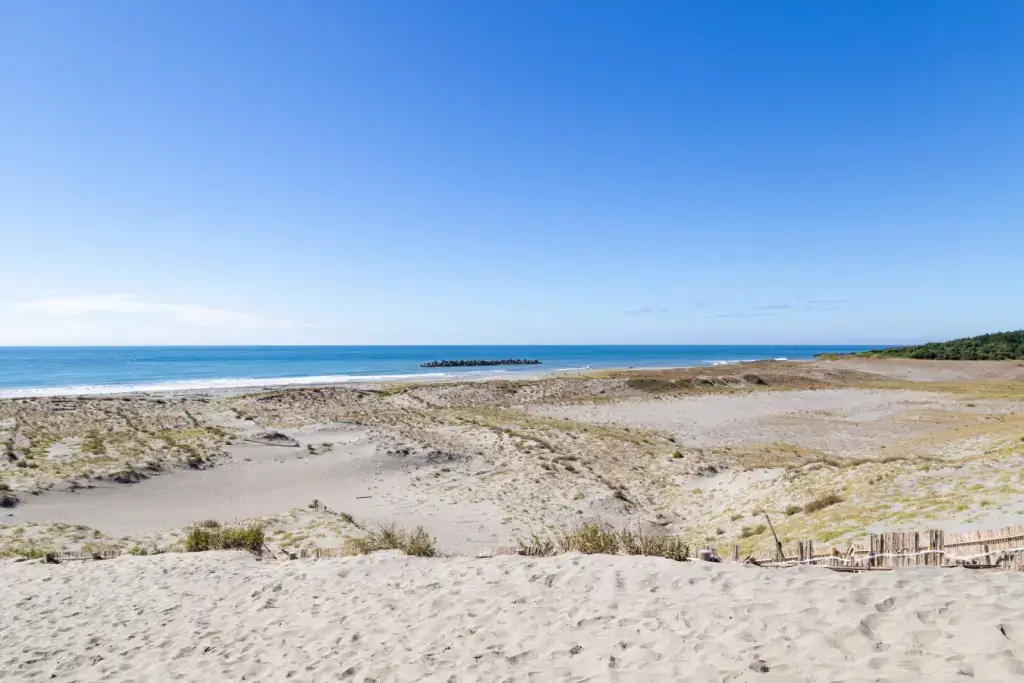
[{"x1": 1, "y1": 1, "x2": 1021, "y2": 345}]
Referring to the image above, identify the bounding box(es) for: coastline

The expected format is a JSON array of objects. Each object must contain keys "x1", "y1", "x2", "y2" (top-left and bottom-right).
[
  {"x1": 0, "y1": 358, "x2": 805, "y2": 400},
  {"x1": 0, "y1": 345, "x2": 878, "y2": 399}
]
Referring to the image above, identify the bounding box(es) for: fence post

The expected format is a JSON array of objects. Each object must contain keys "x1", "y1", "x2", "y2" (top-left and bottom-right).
[
  {"x1": 732, "y1": 545, "x2": 740, "y2": 562},
  {"x1": 928, "y1": 529, "x2": 944, "y2": 566}
]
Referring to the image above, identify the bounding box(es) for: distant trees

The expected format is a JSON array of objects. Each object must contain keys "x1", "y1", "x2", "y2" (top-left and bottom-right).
[{"x1": 863, "y1": 330, "x2": 1024, "y2": 360}]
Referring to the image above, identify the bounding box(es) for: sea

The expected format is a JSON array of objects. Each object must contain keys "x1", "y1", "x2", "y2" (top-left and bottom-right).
[{"x1": 0, "y1": 345, "x2": 881, "y2": 398}]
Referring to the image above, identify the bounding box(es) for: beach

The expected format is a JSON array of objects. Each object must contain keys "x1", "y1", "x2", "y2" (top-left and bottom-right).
[
  {"x1": 6, "y1": 550, "x2": 1024, "y2": 682},
  {"x1": 3, "y1": 357, "x2": 1024, "y2": 680}
]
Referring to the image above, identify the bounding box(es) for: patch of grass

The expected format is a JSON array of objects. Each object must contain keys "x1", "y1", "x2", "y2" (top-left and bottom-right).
[
  {"x1": 740, "y1": 524, "x2": 767, "y2": 538},
  {"x1": 82, "y1": 430, "x2": 106, "y2": 455},
  {"x1": 183, "y1": 522, "x2": 265, "y2": 553},
  {"x1": 730, "y1": 513, "x2": 743, "y2": 521},
  {"x1": 344, "y1": 523, "x2": 438, "y2": 557},
  {"x1": 517, "y1": 520, "x2": 690, "y2": 561},
  {"x1": 803, "y1": 492, "x2": 844, "y2": 514},
  {"x1": 0, "y1": 540, "x2": 54, "y2": 559},
  {"x1": 784, "y1": 504, "x2": 802, "y2": 516}
]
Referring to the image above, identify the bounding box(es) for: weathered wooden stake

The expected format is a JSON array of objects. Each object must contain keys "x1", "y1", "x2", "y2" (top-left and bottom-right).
[{"x1": 764, "y1": 514, "x2": 784, "y2": 563}]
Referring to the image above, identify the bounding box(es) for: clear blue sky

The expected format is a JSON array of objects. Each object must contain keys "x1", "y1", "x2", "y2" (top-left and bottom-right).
[{"x1": 1, "y1": 1, "x2": 1021, "y2": 345}]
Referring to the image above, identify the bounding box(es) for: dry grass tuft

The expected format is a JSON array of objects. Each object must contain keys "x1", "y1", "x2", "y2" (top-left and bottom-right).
[
  {"x1": 0, "y1": 481, "x2": 18, "y2": 508},
  {"x1": 517, "y1": 520, "x2": 690, "y2": 561},
  {"x1": 344, "y1": 523, "x2": 438, "y2": 557},
  {"x1": 803, "y1": 492, "x2": 844, "y2": 514},
  {"x1": 740, "y1": 524, "x2": 767, "y2": 538}
]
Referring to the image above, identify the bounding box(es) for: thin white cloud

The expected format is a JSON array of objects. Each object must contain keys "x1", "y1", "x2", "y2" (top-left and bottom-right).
[{"x1": 14, "y1": 294, "x2": 295, "y2": 330}]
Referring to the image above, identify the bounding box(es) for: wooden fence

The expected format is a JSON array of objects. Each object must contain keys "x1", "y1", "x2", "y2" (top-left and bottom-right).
[{"x1": 742, "y1": 524, "x2": 1024, "y2": 570}]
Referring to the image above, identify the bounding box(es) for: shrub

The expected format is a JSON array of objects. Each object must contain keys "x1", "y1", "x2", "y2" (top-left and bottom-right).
[
  {"x1": 803, "y1": 492, "x2": 844, "y2": 514},
  {"x1": 0, "y1": 541, "x2": 52, "y2": 559},
  {"x1": 784, "y1": 505, "x2": 802, "y2": 516},
  {"x1": 344, "y1": 523, "x2": 438, "y2": 557},
  {"x1": 0, "y1": 482, "x2": 18, "y2": 508},
  {"x1": 184, "y1": 522, "x2": 265, "y2": 553},
  {"x1": 557, "y1": 520, "x2": 620, "y2": 554},
  {"x1": 740, "y1": 524, "x2": 767, "y2": 538},
  {"x1": 517, "y1": 520, "x2": 689, "y2": 561},
  {"x1": 730, "y1": 513, "x2": 743, "y2": 521}
]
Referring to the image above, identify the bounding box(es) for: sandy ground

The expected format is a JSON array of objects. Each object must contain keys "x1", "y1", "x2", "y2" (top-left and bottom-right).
[
  {"x1": 812, "y1": 357, "x2": 1024, "y2": 382},
  {"x1": 528, "y1": 388, "x2": 955, "y2": 452},
  {"x1": 3, "y1": 359, "x2": 1024, "y2": 557},
  {"x1": 5, "y1": 551, "x2": 1024, "y2": 682},
  {"x1": 2, "y1": 423, "x2": 507, "y2": 556}
]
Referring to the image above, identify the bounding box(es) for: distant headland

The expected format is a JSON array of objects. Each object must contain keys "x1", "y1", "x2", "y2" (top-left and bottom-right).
[
  {"x1": 420, "y1": 359, "x2": 542, "y2": 368},
  {"x1": 817, "y1": 330, "x2": 1024, "y2": 361}
]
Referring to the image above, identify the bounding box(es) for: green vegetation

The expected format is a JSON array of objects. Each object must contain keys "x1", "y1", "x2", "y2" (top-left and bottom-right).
[
  {"x1": 82, "y1": 430, "x2": 107, "y2": 455},
  {"x1": 516, "y1": 520, "x2": 690, "y2": 561},
  {"x1": 183, "y1": 522, "x2": 265, "y2": 553},
  {"x1": 740, "y1": 524, "x2": 767, "y2": 538},
  {"x1": 859, "y1": 330, "x2": 1024, "y2": 360},
  {"x1": 344, "y1": 523, "x2": 438, "y2": 557}
]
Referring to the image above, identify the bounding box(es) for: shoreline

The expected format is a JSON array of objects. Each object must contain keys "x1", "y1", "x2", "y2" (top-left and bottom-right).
[{"x1": 0, "y1": 358, "x2": 801, "y2": 400}]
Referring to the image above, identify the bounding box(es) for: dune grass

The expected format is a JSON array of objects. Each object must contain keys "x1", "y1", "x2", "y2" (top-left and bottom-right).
[
  {"x1": 803, "y1": 492, "x2": 844, "y2": 514},
  {"x1": 516, "y1": 520, "x2": 690, "y2": 561},
  {"x1": 344, "y1": 523, "x2": 439, "y2": 557},
  {"x1": 0, "y1": 482, "x2": 18, "y2": 508},
  {"x1": 183, "y1": 522, "x2": 266, "y2": 553}
]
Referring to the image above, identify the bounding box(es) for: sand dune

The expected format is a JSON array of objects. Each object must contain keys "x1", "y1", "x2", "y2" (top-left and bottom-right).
[{"x1": 4, "y1": 551, "x2": 1024, "y2": 682}]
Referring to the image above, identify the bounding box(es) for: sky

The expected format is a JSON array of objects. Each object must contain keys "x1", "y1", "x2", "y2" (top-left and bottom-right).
[{"x1": 1, "y1": 1, "x2": 1022, "y2": 346}]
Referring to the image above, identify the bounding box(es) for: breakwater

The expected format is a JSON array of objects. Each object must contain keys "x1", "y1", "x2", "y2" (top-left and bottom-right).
[{"x1": 420, "y1": 359, "x2": 542, "y2": 368}]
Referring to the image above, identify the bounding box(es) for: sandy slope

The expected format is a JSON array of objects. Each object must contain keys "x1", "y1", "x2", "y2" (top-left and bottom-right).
[{"x1": 4, "y1": 551, "x2": 1024, "y2": 682}]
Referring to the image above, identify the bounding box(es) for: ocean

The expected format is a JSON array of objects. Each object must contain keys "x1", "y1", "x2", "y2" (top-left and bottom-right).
[{"x1": 0, "y1": 345, "x2": 880, "y2": 398}]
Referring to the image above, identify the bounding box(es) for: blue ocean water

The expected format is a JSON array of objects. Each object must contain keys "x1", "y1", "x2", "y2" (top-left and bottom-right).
[{"x1": 0, "y1": 345, "x2": 880, "y2": 397}]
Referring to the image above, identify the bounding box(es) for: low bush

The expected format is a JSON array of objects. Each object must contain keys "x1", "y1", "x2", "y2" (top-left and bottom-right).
[
  {"x1": 184, "y1": 522, "x2": 265, "y2": 553},
  {"x1": 0, "y1": 482, "x2": 18, "y2": 508},
  {"x1": 803, "y1": 492, "x2": 843, "y2": 514},
  {"x1": 344, "y1": 523, "x2": 438, "y2": 557},
  {"x1": 784, "y1": 504, "x2": 802, "y2": 516},
  {"x1": 740, "y1": 524, "x2": 767, "y2": 538},
  {"x1": 517, "y1": 520, "x2": 690, "y2": 561}
]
